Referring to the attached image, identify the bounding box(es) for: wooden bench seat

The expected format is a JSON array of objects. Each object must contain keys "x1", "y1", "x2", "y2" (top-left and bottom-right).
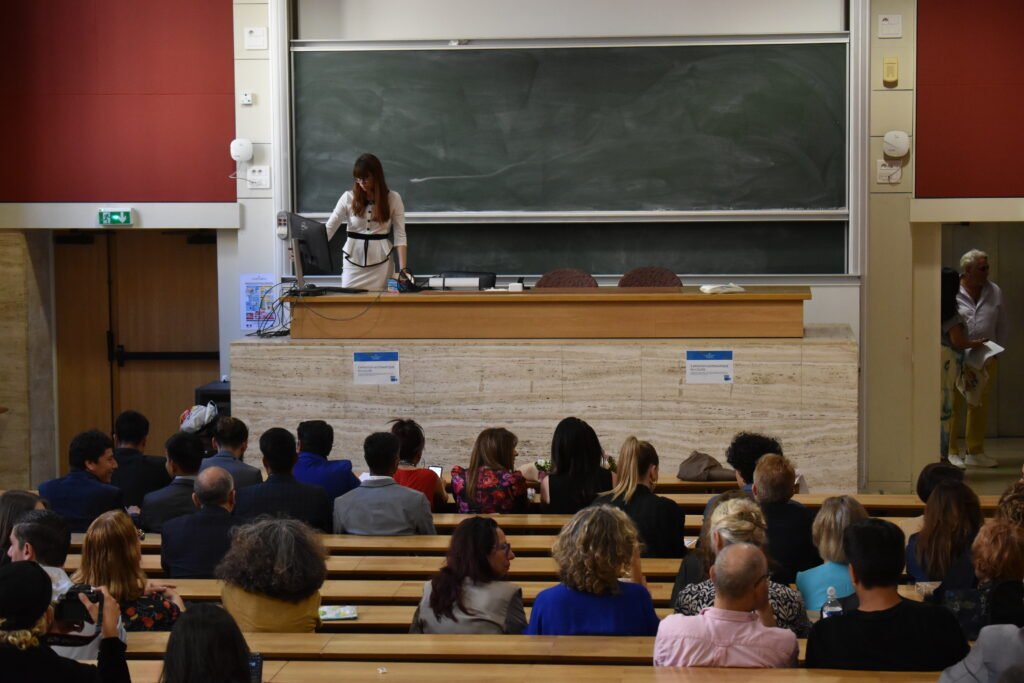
[
  {"x1": 64, "y1": 554, "x2": 687, "y2": 580},
  {"x1": 665, "y1": 493, "x2": 999, "y2": 515}
]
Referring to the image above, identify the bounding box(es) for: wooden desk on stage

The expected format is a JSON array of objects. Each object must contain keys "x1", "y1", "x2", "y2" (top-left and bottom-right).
[{"x1": 287, "y1": 286, "x2": 811, "y2": 339}]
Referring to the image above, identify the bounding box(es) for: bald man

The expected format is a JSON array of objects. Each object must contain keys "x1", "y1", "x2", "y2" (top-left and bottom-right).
[
  {"x1": 655, "y1": 543, "x2": 799, "y2": 668},
  {"x1": 160, "y1": 466, "x2": 240, "y2": 578}
]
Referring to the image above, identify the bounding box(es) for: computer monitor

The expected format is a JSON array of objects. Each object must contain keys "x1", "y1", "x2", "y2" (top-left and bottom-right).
[{"x1": 280, "y1": 211, "x2": 334, "y2": 282}]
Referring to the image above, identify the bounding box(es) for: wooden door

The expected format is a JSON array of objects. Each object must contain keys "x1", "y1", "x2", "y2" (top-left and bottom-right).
[
  {"x1": 54, "y1": 231, "x2": 219, "y2": 470},
  {"x1": 54, "y1": 233, "x2": 113, "y2": 472},
  {"x1": 109, "y1": 231, "x2": 220, "y2": 450}
]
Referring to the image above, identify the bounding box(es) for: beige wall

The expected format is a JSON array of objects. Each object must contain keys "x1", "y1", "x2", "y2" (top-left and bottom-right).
[
  {"x1": 0, "y1": 232, "x2": 56, "y2": 488},
  {"x1": 863, "y1": 0, "x2": 920, "y2": 491}
]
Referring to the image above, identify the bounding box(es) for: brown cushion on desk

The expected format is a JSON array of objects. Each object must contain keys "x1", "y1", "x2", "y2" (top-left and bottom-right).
[
  {"x1": 618, "y1": 266, "x2": 681, "y2": 287},
  {"x1": 534, "y1": 268, "x2": 597, "y2": 288}
]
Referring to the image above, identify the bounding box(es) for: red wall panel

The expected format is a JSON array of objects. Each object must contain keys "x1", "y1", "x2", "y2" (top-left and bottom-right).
[
  {"x1": 916, "y1": 0, "x2": 1024, "y2": 198},
  {"x1": 0, "y1": 0, "x2": 235, "y2": 202}
]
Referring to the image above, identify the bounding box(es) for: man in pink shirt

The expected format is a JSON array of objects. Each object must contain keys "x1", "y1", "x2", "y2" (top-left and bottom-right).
[{"x1": 654, "y1": 543, "x2": 799, "y2": 668}]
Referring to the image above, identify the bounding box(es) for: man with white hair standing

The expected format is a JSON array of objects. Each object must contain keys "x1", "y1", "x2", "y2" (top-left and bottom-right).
[{"x1": 949, "y1": 248, "x2": 1006, "y2": 468}]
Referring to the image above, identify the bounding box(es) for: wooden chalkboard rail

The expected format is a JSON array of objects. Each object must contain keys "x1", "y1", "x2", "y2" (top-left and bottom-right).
[{"x1": 287, "y1": 286, "x2": 810, "y2": 339}]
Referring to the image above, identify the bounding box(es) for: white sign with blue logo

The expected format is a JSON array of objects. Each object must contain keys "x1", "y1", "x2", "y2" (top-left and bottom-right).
[
  {"x1": 353, "y1": 352, "x2": 400, "y2": 385},
  {"x1": 685, "y1": 350, "x2": 734, "y2": 384}
]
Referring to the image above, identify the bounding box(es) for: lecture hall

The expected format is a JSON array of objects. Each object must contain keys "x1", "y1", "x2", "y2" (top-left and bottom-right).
[{"x1": 1, "y1": 1, "x2": 1023, "y2": 682}]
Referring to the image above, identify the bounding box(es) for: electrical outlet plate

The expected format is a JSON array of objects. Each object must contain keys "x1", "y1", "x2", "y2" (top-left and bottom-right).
[
  {"x1": 240, "y1": 91, "x2": 254, "y2": 106},
  {"x1": 246, "y1": 166, "x2": 271, "y2": 189},
  {"x1": 244, "y1": 26, "x2": 268, "y2": 50}
]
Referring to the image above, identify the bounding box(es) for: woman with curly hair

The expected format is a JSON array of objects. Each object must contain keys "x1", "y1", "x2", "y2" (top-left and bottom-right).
[
  {"x1": 674, "y1": 497, "x2": 811, "y2": 637},
  {"x1": 216, "y1": 518, "x2": 327, "y2": 632},
  {"x1": 72, "y1": 510, "x2": 184, "y2": 632},
  {"x1": 526, "y1": 505, "x2": 659, "y2": 635},
  {"x1": 411, "y1": 516, "x2": 526, "y2": 634},
  {"x1": 451, "y1": 428, "x2": 528, "y2": 514},
  {"x1": 0, "y1": 561, "x2": 128, "y2": 682},
  {"x1": 906, "y1": 480, "x2": 982, "y2": 589}
]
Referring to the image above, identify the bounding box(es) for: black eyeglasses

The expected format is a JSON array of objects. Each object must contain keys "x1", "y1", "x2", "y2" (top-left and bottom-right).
[{"x1": 494, "y1": 542, "x2": 512, "y2": 556}]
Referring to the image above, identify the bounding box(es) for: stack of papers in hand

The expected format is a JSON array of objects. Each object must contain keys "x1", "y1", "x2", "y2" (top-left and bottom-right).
[
  {"x1": 964, "y1": 340, "x2": 1004, "y2": 370},
  {"x1": 319, "y1": 605, "x2": 358, "y2": 621}
]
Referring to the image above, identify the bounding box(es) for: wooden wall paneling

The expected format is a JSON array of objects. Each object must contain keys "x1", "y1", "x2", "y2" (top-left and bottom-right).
[
  {"x1": 0, "y1": 232, "x2": 31, "y2": 488},
  {"x1": 54, "y1": 232, "x2": 113, "y2": 474}
]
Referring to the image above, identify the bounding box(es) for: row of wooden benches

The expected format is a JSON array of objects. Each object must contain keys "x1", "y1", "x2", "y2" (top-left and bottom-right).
[{"x1": 122, "y1": 660, "x2": 942, "y2": 683}]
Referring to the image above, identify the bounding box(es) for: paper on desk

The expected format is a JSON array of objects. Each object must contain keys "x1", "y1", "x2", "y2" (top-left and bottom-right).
[
  {"x1": 699, "y1": 283, "x2": 745, "y2": 294},
  {"x1": 964, "y1": 340, "x2": 1004, "y2": 370}
]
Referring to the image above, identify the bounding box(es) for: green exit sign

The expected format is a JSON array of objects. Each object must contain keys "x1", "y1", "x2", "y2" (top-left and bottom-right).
[{"x1": 98, "y1": 208, "x2": 133, "y2": 226}]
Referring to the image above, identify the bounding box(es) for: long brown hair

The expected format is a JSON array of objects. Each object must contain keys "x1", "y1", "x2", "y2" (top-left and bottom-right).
[
  {"x1": 351, "y1": 153, "x2": 391, "y2": 222},
  {"x1": 428, "y1": 517, "x2": 500, "y2": 621},
  {"x1": 72, "y1": 510, "x2": 147, "y2": 602},
  {"x1": 916, "y1": 480, "x2": 982, "y2": 579},
  {"x1": 465, "y1": 428, "x2": 517, "y2": 501}
]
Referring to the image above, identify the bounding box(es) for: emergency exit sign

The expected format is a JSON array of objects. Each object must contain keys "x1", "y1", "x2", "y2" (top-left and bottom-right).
[{"x1": 98, "y1": 208, "x2": 133, "y2": 226}]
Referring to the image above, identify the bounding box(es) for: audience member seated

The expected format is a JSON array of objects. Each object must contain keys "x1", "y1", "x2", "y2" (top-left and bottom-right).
[
  {"x1": 391, "y1": 418, "x2": 446, "y2": 511},
  {"x1": 526, "y1": 505, "x2": 660, "y2": 636},
  {"x1": 0, "y1": 562, "x2": 128, "y2": 683},
  {"x1": 675, "y1": 497, "x2": 810, "y2": 637},
  {"x1": 178, "y1": 402, "x2": 219, "y2": 457},
  {"x1": 139, "y1": 431, "x2": 205, "y2": 533},
  {"x1": 593, "y1": 436, "x2": 686, "y2": 558},
  {"x1": 940, "y1": 520, "x2": 1024, "y2": 640},
  {"x1": 941, "y1": 624, "x2": 1024, "y2": 683},
  {"x1": 72, "y1": 510, "x2": 185, "y2": 632},
  {"x1": 795, "y1": 495, "x2": 868, "y2": 610},
  {"x1": 217, "y1": 518, "x2": 326, "y2": 632},
  {"x1": 235, "y1": 427, "x2": 332, "y2": 532},
  {"x1": 159, "y1": 603, "x2": 252, "y2": 683},
  {"x1": 161, "y1": 467, "x2": 240, "y2": 579},
  {"x1": 703, "y1": 431, "x2": 783, "y2": 517},
  {"x1": 996, "y1": 480, "x2": 1024, "y2": 527},
  {"x1": 293, "y1": 419, "x2": 360, "y2": 500},
  {"x1": 805, "y1": 518, "x2": 970, "y2": 671},
  {"x1": 334, "y1": 432, "x2": 436, "y2": 535},
  {"x1": 109, "y1": 409, "x2": 171, "y2": 508},
  {"x1": 39, "y1": 430, "x2": 123, "y2": 534},
  {"x1": 541, "y1": 417, "x2": 614, "y2": 514},
  {"x1": 906, "y1": 480, "x2": 982, "y2": 589},
  {"x1": 671, "y1": 489, "x2": 753, "y2": 603},
  {"x1": 199, "y1": 416, "x2": 263, "y2": 488},
  {"x1": 655, "y1": 543, "x2": 799, "y2": 668},
  {"x1": 752, "y1": 454, "x2": 820, "y2": 584},
  {"x1": 7, "y1": 509, "x2": 126, "y2": 661},
  {"x1": 0, "y1": 490, "x2": 43, "y2": 567},
  {"x1": 896, "y1": 462, "x2": 964, "y2": 542},
  {"x1": 451, "y1": 428, "x2": 528, "y2": 514},
  {"x1": 411, "y1": 516, "x2": 526, "y2": 634}
]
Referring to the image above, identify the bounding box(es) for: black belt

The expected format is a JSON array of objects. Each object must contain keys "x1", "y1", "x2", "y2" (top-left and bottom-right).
[{"x1": 345, "y1": 231, "x2": 394, "y2": 268}]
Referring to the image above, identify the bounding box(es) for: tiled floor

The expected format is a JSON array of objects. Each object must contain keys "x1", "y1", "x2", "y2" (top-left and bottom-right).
[{"x1": 958, "y1": 437, "x2": 1024, "y2": 495}]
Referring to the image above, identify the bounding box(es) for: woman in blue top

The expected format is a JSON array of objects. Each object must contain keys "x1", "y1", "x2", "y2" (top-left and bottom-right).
[
  {"x1": 795, "y1": 495, "x2": 868, "y2": 610},
  {"x1": 526, "y1": 505, "x2": 660, "y2": 636}
]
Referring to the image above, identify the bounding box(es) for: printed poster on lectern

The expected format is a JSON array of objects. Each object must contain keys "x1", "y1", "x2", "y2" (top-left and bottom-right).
[
  {"x1": 685, "y1": 350, "x2": 734, "y2": 384},
  {"x1": 353, "y1": 352, "x2": 400, "y2": 385}
]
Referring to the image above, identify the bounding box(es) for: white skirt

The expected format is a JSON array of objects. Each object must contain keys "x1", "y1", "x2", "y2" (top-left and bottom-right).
[{"x1": 342, "y1": 260, "x2": 391, "y2": 291}]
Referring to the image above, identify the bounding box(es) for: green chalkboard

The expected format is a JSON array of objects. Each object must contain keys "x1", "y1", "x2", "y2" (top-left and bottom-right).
[{"x1": 293, "y1": 43, "x2": 847, "y2": 214}]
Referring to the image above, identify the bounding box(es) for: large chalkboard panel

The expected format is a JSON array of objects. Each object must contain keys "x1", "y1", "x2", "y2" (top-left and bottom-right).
[
  {"x1": 293, "y1": 43, "x2": 846, "y2": 214},
  {"x1": 325, "y1": 221, "x2": 847, "y2": 276}
]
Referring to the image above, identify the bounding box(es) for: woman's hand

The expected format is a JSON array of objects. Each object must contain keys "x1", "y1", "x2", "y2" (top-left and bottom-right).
[
  {"x1": 145, "y1": 580, "x2": 186, "y2": 612},
  {"x1": 629, "y1": 545, "x2": 648, "y2": 588},
  {"x1": 80, "y1": 586, "x2": 122, "y2": 639}
]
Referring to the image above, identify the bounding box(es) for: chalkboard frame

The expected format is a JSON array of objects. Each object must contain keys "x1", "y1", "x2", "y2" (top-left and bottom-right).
[{"x1": 289, "y1": 36, "x2": 850, "y2": 221}]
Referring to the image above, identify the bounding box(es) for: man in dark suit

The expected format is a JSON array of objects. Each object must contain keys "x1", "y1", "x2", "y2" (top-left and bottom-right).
[
  {"x1": 753, "y1": 453, "x2": 821, "y2": 584},
  {"x1": 160, "y1": 466, "x2": 239, "y2": 578},
  {"x1": 198, "y1": 416, "x2": 263, "y2": 488},
  {"x1": 139, "y1": 431, "x2": 205, "y2": 533},
  {"x1": 234, "y1": 427, "x2": 332, "y2": 532},
  {"x1": 39, "y1": 430, "x2": 123, "y2": 533},
  {"x1": 110, "y1": 409, "x2": 171, "y2": 507}
]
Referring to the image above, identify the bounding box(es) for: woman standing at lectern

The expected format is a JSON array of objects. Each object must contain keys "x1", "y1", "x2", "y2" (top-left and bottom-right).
[{"x1": 325, "y1": 153, "x2": 408, "y2": 291}]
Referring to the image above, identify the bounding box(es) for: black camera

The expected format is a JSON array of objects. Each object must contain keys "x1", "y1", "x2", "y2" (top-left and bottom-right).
[{"x1": 53, "y1": 585, "x2": 103, "y2": 624}]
